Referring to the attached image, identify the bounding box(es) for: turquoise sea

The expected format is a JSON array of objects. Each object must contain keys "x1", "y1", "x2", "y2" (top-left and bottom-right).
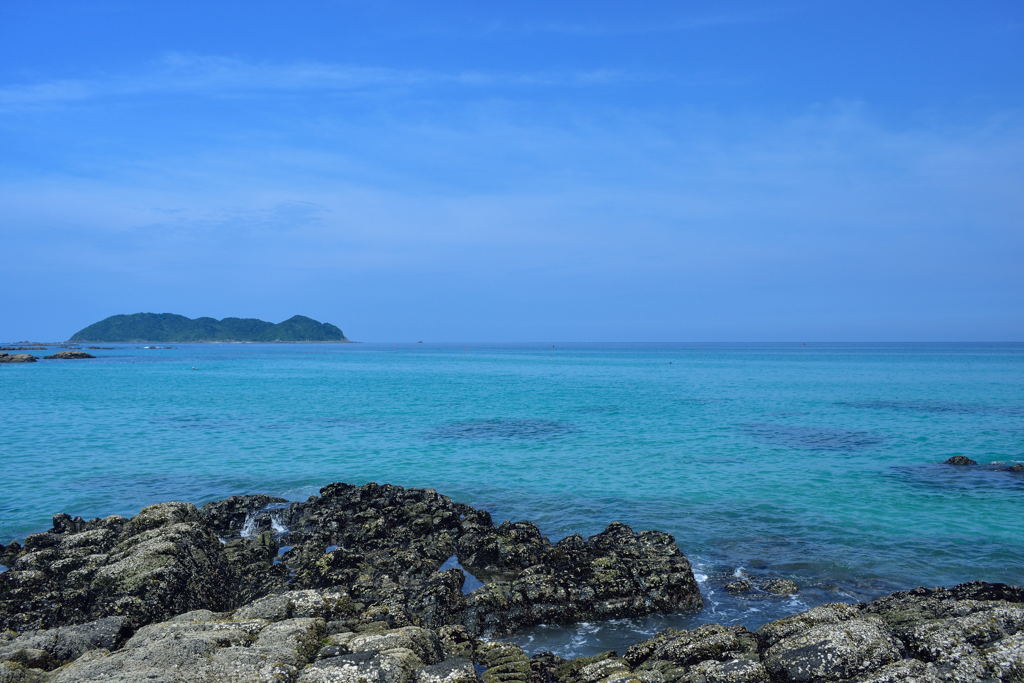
[{"x1": 2, "y1": 342, "x2": 1022, "y2": 655}]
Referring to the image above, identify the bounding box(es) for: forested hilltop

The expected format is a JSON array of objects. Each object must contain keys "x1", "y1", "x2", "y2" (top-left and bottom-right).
[{"x1": 69, "y1": 313, "x2": 348, "y2": 342}]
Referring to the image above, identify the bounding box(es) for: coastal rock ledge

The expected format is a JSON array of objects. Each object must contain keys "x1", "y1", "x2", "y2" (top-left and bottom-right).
[{"x1": 0, "y1": 482, "x2": 1021, "y2": 682}]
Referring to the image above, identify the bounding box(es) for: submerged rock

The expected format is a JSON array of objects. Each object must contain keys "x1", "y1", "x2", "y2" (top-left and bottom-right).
[
  {"x1": 760, "y1": 578, "x2": 799, "y2": 596},
  {"x1": 2, "y1": 482, "x2": 1023, "y2": 681},
  {"x1": 724, "y1": 578, "x2": 753, "y2": 594},
  {"x1": 944, "y1": 456, "x2": 979, "y2": 466}
]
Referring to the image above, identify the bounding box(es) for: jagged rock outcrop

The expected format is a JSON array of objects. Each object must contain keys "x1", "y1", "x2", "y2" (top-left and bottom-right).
[
  {"x1": 0, "y1": 503, "x2": 232, "y2": 631},
  {"x1": 16, "y1": 582, "x2": 1024, "y2": 682},
  {"x1": 1, "y1": 482, "x2": 701, "y2": 639},
  {"x1": 2, "y1": 482, "x2": 1023, "y2": 681}
]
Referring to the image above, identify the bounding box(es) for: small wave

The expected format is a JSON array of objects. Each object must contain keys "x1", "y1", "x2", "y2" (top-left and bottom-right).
[
  {"x1": 889, "y1": 464, "x2": 1024, "y2": 492},
  {"x1": 837, "y1": 399, "x2": 1024, "y2": 417},
  {"x1": 426, "y1": 419, "x2": 576, "y2": 441},
  {"x1": 240, "y1": 502, "x2": 292, "y2": 538}
]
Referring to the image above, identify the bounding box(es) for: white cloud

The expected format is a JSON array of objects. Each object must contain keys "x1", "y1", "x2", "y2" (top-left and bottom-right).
[{"x1": 0, "y1": 54, "x2": 647, "y2": 110}]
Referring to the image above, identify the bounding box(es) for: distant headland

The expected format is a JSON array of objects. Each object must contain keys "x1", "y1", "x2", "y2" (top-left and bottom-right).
[{"x1": 69, "y1": 313, "x2": 349, "y2": 342}]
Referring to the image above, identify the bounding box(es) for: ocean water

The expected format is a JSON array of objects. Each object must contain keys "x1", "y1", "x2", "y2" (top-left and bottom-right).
[{"x1": 2, "y1": 342, "x2": 1022, "y2": 655}]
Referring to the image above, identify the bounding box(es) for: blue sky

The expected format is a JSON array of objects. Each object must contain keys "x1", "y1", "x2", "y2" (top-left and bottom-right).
[{"x1": 1, "y1": 1, "x2": 1022, "y2": 341}]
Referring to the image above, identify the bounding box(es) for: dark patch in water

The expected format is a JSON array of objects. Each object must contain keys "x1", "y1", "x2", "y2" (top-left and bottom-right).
[
  {"x1": 891, "y1": 464, "x2": 1024, "y2": 492},
  {"x1": 837, "y1": 400, "x2": 1024, "y2": 417},
  {"x1": 739, "y1": 423, "x2": 885, "y2": 451},
  {"x1": 427, "y1": 419, "x2": 575, "y2": 441}
]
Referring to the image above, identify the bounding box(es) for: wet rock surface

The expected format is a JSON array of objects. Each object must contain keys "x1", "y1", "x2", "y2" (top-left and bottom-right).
[
  {"x1": 1, "y1": 482, "x2": 1022, "y2": 681},
  {"x1": 944, "y1": 456, "x2": 979, "y2": 466},
  {"x1": 42, "y1": 351, "x2": 94, "y2": 359},
  {"x1": 0, "y1": 353, "x2": 37, "y2": 363}
]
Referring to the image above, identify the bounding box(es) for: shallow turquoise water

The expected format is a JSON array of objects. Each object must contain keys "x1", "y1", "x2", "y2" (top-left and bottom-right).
[{"x1": 2, "y1": 342, "x2": 1022, "y2": 654}]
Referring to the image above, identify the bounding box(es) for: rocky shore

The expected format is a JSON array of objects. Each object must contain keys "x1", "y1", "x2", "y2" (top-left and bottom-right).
[{"x1": 1, "y1": 482, "x2": 1021, "y2": 682}]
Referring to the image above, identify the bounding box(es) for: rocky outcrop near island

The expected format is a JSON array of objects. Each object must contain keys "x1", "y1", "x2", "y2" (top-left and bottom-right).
[
  {"x1": 0, "y1": 353, "x2": 37, "y2": 363},
  {"x1": 1, "y1": 482, "x2": 1022, "y2": 681},
  {"x1": 43, "y1": 351, "x2": 95, "y2": 360}
]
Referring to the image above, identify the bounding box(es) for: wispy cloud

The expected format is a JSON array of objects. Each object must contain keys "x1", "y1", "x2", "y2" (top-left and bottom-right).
[
  {"x1": 507, "y1": 7, "x2": 781, "y2": 36},
  {"x1": 0, "y1": 54, "x2": 648, "y2": 110}
]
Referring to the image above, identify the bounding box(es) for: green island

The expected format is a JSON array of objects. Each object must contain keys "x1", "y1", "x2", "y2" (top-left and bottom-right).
[{"x1": 69, "y1": 313, "x2": 348, "y2": 342}]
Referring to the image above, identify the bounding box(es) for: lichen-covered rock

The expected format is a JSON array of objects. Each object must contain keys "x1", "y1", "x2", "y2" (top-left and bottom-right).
[
  {"x1": 625, "y1": 624, "x2": 758, "y2": 669},
  {"x1": 476, "y1": 641, "x2": 533, "y2": 683},
  {"x1": 13, "y1": 576, "x2": 1024, "y2": 682},
  {"x1": 0, "y1": 504, "x2": 231, "y2": 631},
  {"x1": 761, "y1": 617, "x2": 902, "y2": 682},
  {"x1": 1, "y1": 483, "x2": 703, "y2": 639},
  {"x1": 983, "y1": 631, "x2": 1024, "y2": 680},
  {"x1": 0, "y1": 660, "x2": 46, "y2": 682},
  {"x1": 759, "y1": 578, "x2": 798, "y2": 596},
  {"x1": 415, "y1": 658, "x2": 478, "y2": 683},
  {"x1": 0, "y1": 616, "x2": 128, "y2": 670},
  {"x1": 554, "y1": 650, "x2": 632, "y2": 683},
  {"x1": 679, "y1": 657, "x2": 769, "y2": 682},
  {"x1": 48, "y1": 612, "x2": 324, "y2": 682},
  {"x1": 3, "y1": 482, "x2": 1024, "y2": 682},
  {"x1": 463, "y1": 522, "x2": 702, "y2": 636},
  {"x1": 233, "y1": 589, "x2": 355, "y2": 622}
]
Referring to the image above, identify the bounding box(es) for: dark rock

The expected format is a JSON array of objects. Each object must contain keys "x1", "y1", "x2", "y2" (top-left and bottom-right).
[
  {"x1": 201, "y1": 494, "x2": 288, "y2": 534},
  {"x1": 0, "y1": 503, "x2": 231, "y2": 631},
  {"x1": 0, "y1": 616, "x2": 129, "y2": 670},
  {"x1": 1004, "y1": 464, "x2": 1024, "y2": 473},
  {"x1": 944, "y1": 455, "x2": 978, "y2": 466},
  {"x1": 43, "y1": 351, "x2": 95, "y2": 360},
  {"x1": 0, "y1": 353, "x2": 37, "y2": 363},
  {"x1": 1, "y1": 482, "x2": 702, "y2": 643},
  {"x1": 3, "y1": 482, "x2": 1024, "y2": 681},
  {"x1": 760, "y1": 578, "x2": 799, "y2": 595},
  {"x1": 461, "y1": 521, "x2": 702, "y2": 636}
]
